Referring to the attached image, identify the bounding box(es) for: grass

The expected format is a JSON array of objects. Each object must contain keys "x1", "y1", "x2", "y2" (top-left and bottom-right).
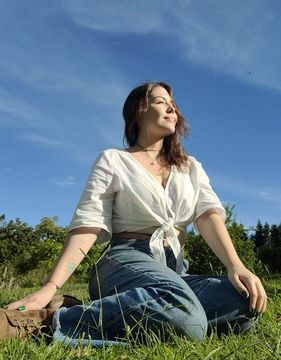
[{"x1": 0, "y1": 274, "x2": 281, "y2": 360}]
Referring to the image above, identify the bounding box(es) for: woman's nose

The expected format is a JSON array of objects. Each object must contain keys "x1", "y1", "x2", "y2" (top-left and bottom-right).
[{"x1": 167, "y1": 104, "x2": 175, "y2": 113}]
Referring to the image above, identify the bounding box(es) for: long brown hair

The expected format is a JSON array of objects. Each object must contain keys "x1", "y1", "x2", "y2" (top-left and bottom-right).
[{"x1": 123, "y1": 81, "x2": 189, "y2": 169}]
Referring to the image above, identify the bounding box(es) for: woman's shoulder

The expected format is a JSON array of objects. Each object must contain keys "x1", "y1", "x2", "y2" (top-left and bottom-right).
[
  {"x1": 187, "y1": 155, "x2": 200, "y2": 167},
  {"x1": 94, "y1": 148, "x2": 130, "y2": 166},
  {"x1": 186, "y1": 155, "x2": 211, "y2": 182},
  {"x1": 177, "y1": 154, "x2": 198, "y2": 174},
  {"x1": 98, "y1": 148, "x2": 127, "y2": 158},
  {"x1": 187, "y1": 155, "x2": 210, "y2": 170},
  {"x1": 177, "y1": 155, "x2": 207, "y2": 179}
]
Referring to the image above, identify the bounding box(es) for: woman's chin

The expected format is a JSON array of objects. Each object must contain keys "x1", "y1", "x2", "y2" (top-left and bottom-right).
[{"x1": 163, "y1": 126, "x2": 176, "y2": 136}]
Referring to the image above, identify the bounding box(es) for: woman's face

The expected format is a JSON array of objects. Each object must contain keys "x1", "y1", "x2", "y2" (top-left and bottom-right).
[{"x1": 138, "y1": 86, "x2": 178, "y2": 139}]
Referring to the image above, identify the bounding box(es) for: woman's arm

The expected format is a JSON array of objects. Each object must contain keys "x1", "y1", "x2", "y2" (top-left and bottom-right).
[
  {"x1": 196, "y1": 210, "x2": 267, "y2": 314},
  {"x1": 7, "y1": 227, "x2": 101, "y2": 311}
]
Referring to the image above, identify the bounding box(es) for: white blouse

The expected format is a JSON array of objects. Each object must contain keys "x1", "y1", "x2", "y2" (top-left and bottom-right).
[{"x1": 69, "y1": 149, "x2": 226, "y2": 274}]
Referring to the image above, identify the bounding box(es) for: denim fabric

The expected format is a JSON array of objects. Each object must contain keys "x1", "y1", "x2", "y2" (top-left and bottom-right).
[{"x1": 52, "y1": 238, "x2": 254, "y2": 347}]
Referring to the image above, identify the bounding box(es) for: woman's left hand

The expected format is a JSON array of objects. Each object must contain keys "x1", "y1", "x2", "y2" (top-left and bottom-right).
[
  {"x1": 196, "y1": 212, "x2": 267, "y2": 314},
  {"x1": 227, "y1": 264, "x2": 267, "y2": 314}
]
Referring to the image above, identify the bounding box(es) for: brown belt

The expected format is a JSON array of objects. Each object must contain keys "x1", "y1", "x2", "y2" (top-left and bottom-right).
[
  {"x1": 112, "y1": 232, "x2": 151, "y2": 240},
  {"x1": 112, "y1": 232, "x2": 170, "y2": 247}
]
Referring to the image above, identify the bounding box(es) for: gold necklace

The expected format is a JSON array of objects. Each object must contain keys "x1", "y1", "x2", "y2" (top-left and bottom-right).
[{"x1": 136, "y1": 142, "x2": 161, "y2": 166}]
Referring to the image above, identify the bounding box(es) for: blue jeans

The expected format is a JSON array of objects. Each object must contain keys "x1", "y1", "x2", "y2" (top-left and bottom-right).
[{"x1": 52, "y1": 238, "x2": 254, "y2": 347}]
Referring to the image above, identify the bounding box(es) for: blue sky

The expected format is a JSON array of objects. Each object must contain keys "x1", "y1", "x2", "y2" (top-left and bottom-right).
[{"x1": 1, "y1": 0, "x2": 280, "y2": 230}]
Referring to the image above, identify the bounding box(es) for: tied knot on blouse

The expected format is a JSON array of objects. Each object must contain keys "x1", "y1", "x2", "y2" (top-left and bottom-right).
[{"x1": 149, "y1": 219, "x2": 183, "y2": 274}]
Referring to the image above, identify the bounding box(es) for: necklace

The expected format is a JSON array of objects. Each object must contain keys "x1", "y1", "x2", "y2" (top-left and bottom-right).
[
  {"x1": 135, "y1": 142, "x2": 162, "y2": 152},
  {"x1": 136, "y1": 142, "x2": 162, "y2": 166}
]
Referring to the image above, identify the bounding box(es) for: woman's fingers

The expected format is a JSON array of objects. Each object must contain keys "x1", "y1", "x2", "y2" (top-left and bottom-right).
[
  {"x1": 243, "y1": 277, "x2": 267, "y2": 313},
  {"x1": 6, "y1": 301, "x2": 21, "y2": 310},
  {"x1": 241, "y1": 276, "x2": 258, "y2": 311},
  {"x1": 230, "y1": 273, "x2": 249, "y2": 298},
  {"x1": 256, "y1": 287, "x2": 267, "y2": 313},
  {"x1": 6, "y1": 297, "x2": 29, "y2": 310},
  {"x1": 6, "y1": 299, "x2": 40, "y2": 311},
  {"x1": 228, "y1": 269, "x2": 267, "y2": 314}
]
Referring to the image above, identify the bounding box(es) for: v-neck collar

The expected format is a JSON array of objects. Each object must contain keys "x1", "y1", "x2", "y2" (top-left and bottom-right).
[{"x1": 124, "y1": 150, "x2": 173, "y2": 190}]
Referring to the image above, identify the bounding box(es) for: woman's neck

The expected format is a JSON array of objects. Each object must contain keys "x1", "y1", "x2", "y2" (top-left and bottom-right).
[{"x1": 135, "y1": 138, "x2": 163, "y2": 152}]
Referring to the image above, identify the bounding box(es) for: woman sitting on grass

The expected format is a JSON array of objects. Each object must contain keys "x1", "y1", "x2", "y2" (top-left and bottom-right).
[{"x1": 1, "y1": 81, "x2": 267, "y2": 346}]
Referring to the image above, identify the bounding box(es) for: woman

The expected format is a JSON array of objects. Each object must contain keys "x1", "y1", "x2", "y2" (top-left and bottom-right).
[{"x1": 2, "y1": 81, "x2": 267, "y2": 346}]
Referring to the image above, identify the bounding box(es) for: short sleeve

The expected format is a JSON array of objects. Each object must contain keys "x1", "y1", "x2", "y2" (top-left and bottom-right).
[
  {"x1": 68, "y1": 151, "x2": 116, "y2": 243},
  {"x1": 193, "y1": 159, "x2": 226, "y2": 229}
]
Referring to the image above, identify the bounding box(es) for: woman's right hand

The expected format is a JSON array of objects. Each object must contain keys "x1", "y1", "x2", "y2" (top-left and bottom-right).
[
  {"x1": 6, "y1": 231, "x2": 98, "y2": 312},
  {"x1": 6, "y1": 282, "x2": 58, "y2": 311}
]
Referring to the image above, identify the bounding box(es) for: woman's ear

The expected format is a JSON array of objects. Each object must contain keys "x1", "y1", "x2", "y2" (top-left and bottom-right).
[{"x1": 141, "y1": 97, "x2": 149, "y2": 113}]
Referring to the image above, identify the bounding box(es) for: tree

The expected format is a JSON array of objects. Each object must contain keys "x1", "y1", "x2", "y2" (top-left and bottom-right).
[
  {"x1": 224, "y1": 203, "x2": 237, "y2": 227},
  {"x1": 258, "y1": 245, "x2": 281, "y2": 273},
  {"x1": 263, "y1": 222, "x2": 271, "y2": 247},
  {"x1": 270, "y1": 224, "x2": 281, "y2": 248},
  {"x1": 34, "y1": 216, "x2": 67, "y2": 244},
  {"x1": 0, "y1": 216, "x2": 38, "y2": 265},
  {"x1": 19, "y1": 217, "x2": 67, "y2": 275},
  {"x1": 251, "y1": 221, "x2": 281, "y2": 273},
  {"x1": 252, "y1": 220, "x2": 266, "y2": 248}
]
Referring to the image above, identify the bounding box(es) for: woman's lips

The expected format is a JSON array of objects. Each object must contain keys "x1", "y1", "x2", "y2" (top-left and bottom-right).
[{"x1": 164, "y1": 116, "x2": 177, "y2": 122}]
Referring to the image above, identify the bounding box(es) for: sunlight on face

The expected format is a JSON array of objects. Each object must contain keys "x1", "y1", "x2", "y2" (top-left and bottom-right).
[
  {"x1": 138, "y1": 86, "x2": 178, "y2": 138},
  {"x1": 147, "y1": 87, "x2": 175, "y2": 109}
]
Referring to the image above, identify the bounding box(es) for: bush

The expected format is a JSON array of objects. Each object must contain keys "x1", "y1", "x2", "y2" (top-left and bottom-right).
[
  {"x1": 0, "y1": 212, "x2": 276, "y2": 287},
  {"x1": 0, "y1": 217, "x2": 39, "y2": 266},
  {"x1": 184, "y1": 222, "x2": 263, "y2": 276}
]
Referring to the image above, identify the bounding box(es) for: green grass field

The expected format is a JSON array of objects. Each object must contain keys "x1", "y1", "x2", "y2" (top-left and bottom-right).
[{"x1": 0, "y1": 276, "x2": 280, "y2": 360}]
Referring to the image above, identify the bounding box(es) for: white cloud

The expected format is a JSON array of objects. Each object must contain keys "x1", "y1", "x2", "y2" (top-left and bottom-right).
[
  {"x1": 213, "y1": 173, "x2": 281, "y2": 205},
  {"x1": 0, "y1": 4, "x2": 129, "y2": 160},
  {"x1": 257, "y1": 187, "x2": 272, "y2": 199},
  {"x1": 1, "y1": 0, "x2": 280, "y2": 165},
  {"x1": 257, "y1": 187, "x2": 281, "y2": 204},
  {"x1": 53, "y1": 176, "x2": 75, "y2": 187},
  {"x1": 62, "y1": 0, "x2": 281, "y2": 92},
  {"x1": 16, "y1": 133, "x2": 70, "y2": 150},
  {"x1": 173, "y1": 1, "x2": 281, "y2": 92},
  {"x1": 0, "y1": 88, "x2": 43, "y2": 128},
  {"x1": 62, "y1": 0, "x2": 165, "y2": 34},
  {"x1": 0, "y1": 59, "x2": 128, "y2": 162}
]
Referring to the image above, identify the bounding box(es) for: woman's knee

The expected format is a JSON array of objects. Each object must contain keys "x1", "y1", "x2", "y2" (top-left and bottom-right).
[
  {"x1": 155, "y1": 284, "x2": 208, "y2": 342},
  {"x1": 175, "y1": 308, "x2": 207, "y2": 342}
]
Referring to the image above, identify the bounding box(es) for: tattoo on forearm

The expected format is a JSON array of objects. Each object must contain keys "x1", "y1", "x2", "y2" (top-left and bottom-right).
[{"x1": 67, "y1": 262, "x2": 76, "y2": 274}]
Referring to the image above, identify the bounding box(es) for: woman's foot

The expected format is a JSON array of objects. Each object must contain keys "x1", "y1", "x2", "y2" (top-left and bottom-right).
[
  {"x1": 0, "y1": 308, "x2": 52, "y2": 340},
  {"x1": 0, "y1": 295, "x2": 82, "y2": 340}
]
